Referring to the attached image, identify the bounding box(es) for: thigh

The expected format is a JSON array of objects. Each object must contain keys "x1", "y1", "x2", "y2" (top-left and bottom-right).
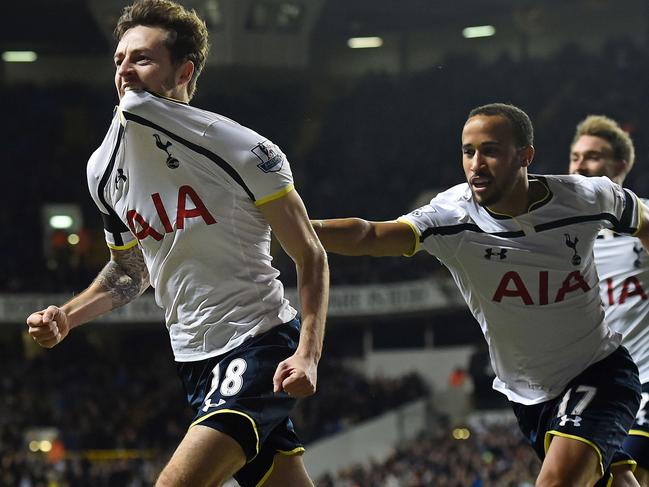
[
  {"x1": 538, "y1": 435, "x2": 601, "y2": 486},
  {"x1": 262, "y1": 454, "x2": 314, "y2": 487},
  {"x1": 156, "y1": 424, "x2": 246, "y2": 487},
  {"x1": 610, "y1": 464, "x2": 642, "y2": 487},
  {"x1": 234, "y1": 418, "x2": 305, "y2": 487},
  {"x1": 633, "y1": 466, "x2": 649, "y2": 487}
]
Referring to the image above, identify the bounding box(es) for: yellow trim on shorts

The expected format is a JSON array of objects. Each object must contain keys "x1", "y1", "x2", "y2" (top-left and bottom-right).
[
  {"x1": 255, "y1": 463, "x2": 274, "y2": 487},
  {"x1": 611, "y1": 458, "x2": 637, "y2": 473},
  {"x1": 107, "y1": 239, "x2": 139, "y2": 251},
  {"x1": 190, "y1": 409, "x2": 260, "y2": 457},
  {"x1": 545, "y1": 430, "x2": 604, "y2": 476},
  {"x1": 255, "y1": 447, "x2": 305, "y2": 486},
  {"x1": 629, "y1": 429, "x2": 649, "y2": 438},
  {"x1": 396, "y1": 217, "x2": 420, "y2": 257},
  {"x1": 255, "y1": 184, "x2": 295, "y2": 207},
  {"x1": 277, "y1": 446, "x2": 305, "y2": 456}
]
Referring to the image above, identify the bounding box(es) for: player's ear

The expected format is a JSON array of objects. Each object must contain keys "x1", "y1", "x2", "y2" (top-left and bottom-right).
[
  {"x1": 519, "y1": 145, "x2": 535, "y2": 168},
  {"x1": 615, "y1": 158, "x2": 629, "y2": 178},
  {"x1": 176, "y1": 60, "x2": 194, "y2": 86}
]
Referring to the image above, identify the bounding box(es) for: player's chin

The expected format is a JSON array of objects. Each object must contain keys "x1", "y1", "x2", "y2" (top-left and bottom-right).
[
  {"x1": 475, "y1": 182, "x2": 504, "y2": 205},
  {"x1": 472, "y1": 188, "x2": 493, "y2": 206}
]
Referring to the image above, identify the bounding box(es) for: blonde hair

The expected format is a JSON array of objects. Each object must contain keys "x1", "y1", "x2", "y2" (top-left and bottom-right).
[{"x1": 572, "y1": 115, "x2": 635, "y2": 174}]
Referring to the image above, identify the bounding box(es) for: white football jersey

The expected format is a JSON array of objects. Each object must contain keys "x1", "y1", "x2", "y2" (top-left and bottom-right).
[
  {"x1": 400, "y1": 175, "x2": 641, "y2": 404},
  {"x1": 87, "y1": 90, "x2": 297, "y2": 361},
  {"x1": 594, "y1": 198, "x2": 649, "y2": 383}
]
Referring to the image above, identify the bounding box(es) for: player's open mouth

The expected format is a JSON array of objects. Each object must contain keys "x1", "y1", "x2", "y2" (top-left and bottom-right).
[{"x1": 471, "y1": 177, "x2": 491, "y2": 192}]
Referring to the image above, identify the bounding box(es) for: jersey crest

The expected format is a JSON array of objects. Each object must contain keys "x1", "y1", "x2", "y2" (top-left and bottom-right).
[{"x1": 153, "y1": 133, "x2": 180, "y2": 168}]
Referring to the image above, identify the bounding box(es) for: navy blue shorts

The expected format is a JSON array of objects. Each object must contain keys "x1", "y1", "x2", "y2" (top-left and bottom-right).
[
  {"x1": 177, "y1": 319, "x2": 304, "y2": 487},
  {"x1": 511, "y1": 346, "x2": 641, "y2": 484},
  {"x1": 624, "y1": 381, "x2": 649, "y2": 472}
]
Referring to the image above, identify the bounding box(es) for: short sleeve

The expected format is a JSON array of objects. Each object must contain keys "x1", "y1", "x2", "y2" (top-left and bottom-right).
[
  {"x1": 99, "y1": 211, "x2": 138, "y2": 250},
  {"x1": 398, "y1": 200, "x2": 464, "y2": 259},
  {"x1": 398, "y1": 205, "x2": 440, "y2": 256},
  {"x1": 592, "y1": 176, "x2": 641, "y2": 235},
  {"x1": 205, "y1": 120, "x2": 294, "y2": 206},
  {"x1": 245, "y1": 139, "x2": 294, "y2": 206},
  {"x1": 87, "y1": 146, "x2": 138, "y2": 251},
  {"x1": 397, "y1": 183, "x2": 471, "y2": 259}
]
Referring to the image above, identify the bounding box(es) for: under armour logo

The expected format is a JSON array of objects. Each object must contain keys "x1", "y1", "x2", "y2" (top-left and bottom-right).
[
  {"x1": 634, "y1": 243, "x2": 643, "y2": 268},
  {"x1": 115, "y1": 168, "x2": 127, "y2": 188},
  {"x1": 153, "y1": 134, "x2": 180, "y2": 169},
  {"x1": 485, "y1": 248, "x2": 508, "y2": 260},
  {"x1": 564, "y1": 234, "x2": 581, "y2": 266},
  {"x1": 559, "y1": 414, "x2": 582, "y2": 427}
]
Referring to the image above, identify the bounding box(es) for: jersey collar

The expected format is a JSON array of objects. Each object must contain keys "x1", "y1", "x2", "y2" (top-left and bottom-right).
[{"x1": 485, "y1": 175, "x2": 553, "y2": 220}]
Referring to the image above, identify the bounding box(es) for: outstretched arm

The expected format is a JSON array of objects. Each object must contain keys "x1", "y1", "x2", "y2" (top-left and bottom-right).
[
  {"x1": 311, "y1": 218, "x2": 418, "y2": 257},
  {"x1": 26, "y1": 245, "x2": 150, "y2": 348},
  {"x1": 258, "y1": 190, "x2": 329, "y2": 398}
]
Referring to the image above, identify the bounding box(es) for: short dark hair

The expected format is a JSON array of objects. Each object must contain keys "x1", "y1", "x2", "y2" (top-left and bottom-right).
[
  {"x1": 468, "y1": 103, "x2": 534, "y2": 147},
  {"x1": 572, "y1": 115, "x2": 635, "y2": 168},
  {"x1": 114, "y1": 0, "x2": 210, "y2": 99}
]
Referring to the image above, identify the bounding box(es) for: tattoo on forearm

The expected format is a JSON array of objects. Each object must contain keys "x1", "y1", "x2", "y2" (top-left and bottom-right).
[{"x1": 95, "y1": 247, "x2": 150, "y2": 308}]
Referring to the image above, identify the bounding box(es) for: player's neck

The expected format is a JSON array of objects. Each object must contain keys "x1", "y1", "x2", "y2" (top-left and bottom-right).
[
  {"x1": 487, "y1": 177, "x2": 535, "y2": 217},
  {"x1": 487, "y1": 178, "x2": 549, "y2": 218}
]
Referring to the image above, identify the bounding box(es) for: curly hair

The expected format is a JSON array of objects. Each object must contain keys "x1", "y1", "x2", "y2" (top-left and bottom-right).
[{"x1": 115, "y1": 0, "x2": 210, "y2": 99}]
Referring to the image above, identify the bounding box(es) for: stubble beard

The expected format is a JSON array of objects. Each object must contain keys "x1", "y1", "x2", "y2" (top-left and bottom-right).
[{"x1": 472, "y1": 166, "x2": 521, "y2": 209}]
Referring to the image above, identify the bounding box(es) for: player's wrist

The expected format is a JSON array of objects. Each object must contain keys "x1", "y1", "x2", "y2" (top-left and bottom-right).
[{"x1": 295, "y1": 347, "x2": 321, "y2": 364}]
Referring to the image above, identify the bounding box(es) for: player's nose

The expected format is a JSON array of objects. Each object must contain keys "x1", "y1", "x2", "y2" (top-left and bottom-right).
[
  {"x1": 117, "y1": 59, "x2": 133, "y2": 77},
  {"x1": 468, "y1": 151, "x2": 485, "y2": 171}
]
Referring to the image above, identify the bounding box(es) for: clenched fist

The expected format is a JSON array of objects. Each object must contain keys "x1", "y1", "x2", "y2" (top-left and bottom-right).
[{"x1": 26, "y1": 305, "x2": 70, "y2": 349}]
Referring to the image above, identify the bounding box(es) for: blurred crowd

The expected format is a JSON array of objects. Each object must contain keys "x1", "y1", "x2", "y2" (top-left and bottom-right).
[
  {"x1": 294, "y1": 363, "x2": 429, "y2": 444},
  {"x1": 4, "y1": 39, "x2": 649, "y2": 292},
  {"x1": 316, "y1": 422, "x2": 540, "y2": 487}
]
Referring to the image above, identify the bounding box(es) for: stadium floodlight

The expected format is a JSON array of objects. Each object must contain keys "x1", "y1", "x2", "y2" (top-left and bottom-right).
[
  {"x1": 2, "y1": 51, "x2": 38, "y2": 62},
  {"x1": 462, "y1": 25, "x2": 496, "y2": 39},
  {"x1": 42, "y1": 204, "x2": 83, "y2": 257},
  {"x1": 49, "y1": 215, "x2": 74, "y2": 230},
  {"x1": 452, "y1": 427, "x2": 471, "y2": 440},
  {"x1": 347, "y1": 37, "x2": 383, "y2": 49},
  {"x1": 39, "y1": 440, "x2": 53, "y2": 453}
]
